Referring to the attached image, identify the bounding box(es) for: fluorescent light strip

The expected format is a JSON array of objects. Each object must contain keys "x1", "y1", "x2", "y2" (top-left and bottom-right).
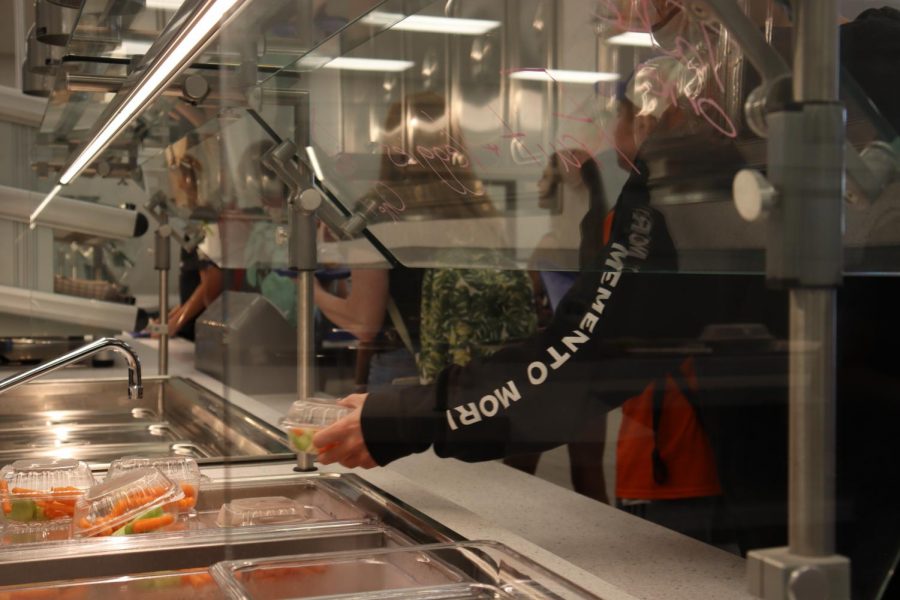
[
  {"x1": 606, "y1": 31, "x2": 655, "y2": 47},
  {"x1": 509, "y1": 69, "x2": 620, "y2": 84},
  {"x1": 29, "y1": 184, "x2": 62, "y2": 226},
  {"x1": 60, "y1": 0, "x2": 240, "y2": 185},
  {"x1": 323, "y1": 57, "x2": 414, "y2": 72},
  {"x1": 306, "y1": 146, "x2": 325, "y2": 181},
  {"x1": 361, "y1": 11, "x2": 500, "y2": 35},
  {"x1": 144, "y1": 0, "x2": 186, "y2": 10}
]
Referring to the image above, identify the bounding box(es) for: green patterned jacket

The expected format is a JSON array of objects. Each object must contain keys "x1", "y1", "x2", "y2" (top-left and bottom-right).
[{"x1": 418, "y1": 266, "x2": 537, "y2": 383}]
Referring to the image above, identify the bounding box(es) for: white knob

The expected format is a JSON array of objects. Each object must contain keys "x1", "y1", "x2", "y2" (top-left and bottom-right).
[
  {"x1": 298, "y1": 188, "x2": 323, "y2": 212},
  {"x1": 733, "y1": 169, "x2": 777, "y2": 222}
]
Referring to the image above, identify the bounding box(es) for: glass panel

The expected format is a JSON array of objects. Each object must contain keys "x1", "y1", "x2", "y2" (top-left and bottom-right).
[{"x1": 13, "y1": 1, "x2": 900, "y2": 600}]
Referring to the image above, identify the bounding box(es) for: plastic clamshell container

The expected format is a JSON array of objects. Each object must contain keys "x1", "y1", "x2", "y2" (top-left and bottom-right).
[
  {"x1": 72, "y1": 467, "x2": 184, "y2": 538},
  {"x1": 211, "y1": 541, "x2": 601, "y2": 599},
  {"x1": 215, "y1": 496, "x2": 328, "y2": 528},
  {"x1": 279, "y1": 399, "x2": 350, "y2": 455},
  {"x1": 0, "y1": 568, "x2": 223, "y2": 599},
  {"x1": 106, "y1": 456, "x2": 202, "y2": 512},
  {"x1": 0, "y1": 458, "x2": 94, "y2": 526}
]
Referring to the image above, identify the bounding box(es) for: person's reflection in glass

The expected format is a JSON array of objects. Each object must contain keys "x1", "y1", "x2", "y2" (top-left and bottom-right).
[
  {"x1": 504, "y1": 150, "x2": 611, "y2": 503},
  {"x1": 150, "y1": 136, "x2": 224, "y2": 340}
]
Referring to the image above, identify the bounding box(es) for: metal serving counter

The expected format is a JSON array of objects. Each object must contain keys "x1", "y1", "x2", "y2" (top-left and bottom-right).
[
  {"x1": 0, "y1": 471, "x2": 459, "y2": 586},
  {"x1": 0, "y1": 337, "x2": 752, "y2": 599}
]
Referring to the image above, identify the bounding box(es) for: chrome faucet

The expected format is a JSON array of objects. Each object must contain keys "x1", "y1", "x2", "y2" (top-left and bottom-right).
[{"x1": 0, "y1": 337, "x2": 143, "y2": 399}]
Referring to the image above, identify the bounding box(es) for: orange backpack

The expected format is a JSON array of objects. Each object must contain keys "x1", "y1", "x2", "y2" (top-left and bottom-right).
[{"x1": 599, "y1": 211, "x2": 721, "y2": 500}]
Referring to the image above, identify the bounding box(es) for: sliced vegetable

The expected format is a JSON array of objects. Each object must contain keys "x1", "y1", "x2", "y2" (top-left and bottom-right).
[
  {"x1": 289, "y1": 427, "x2": 317, "y2": 452},
  {"x1": 111, "y1": 523, "x2": 133, "y2": 536},
  {"x1": 7, "y1": 499, "x2": 35, "y2": 522},
  {"x1": 131, "y1": 513, "x2": 175, "y2": 534},
  {"x1": 111, "y1": 507, "x2": 171, "y2": 536}
]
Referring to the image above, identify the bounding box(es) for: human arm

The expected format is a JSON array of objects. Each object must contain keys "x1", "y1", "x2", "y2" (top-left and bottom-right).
[
  {"x1": 315, "y1": 192, "x2": 680, "y2": 468},
  {"x1": 313, "y1": 269, "x2": 389, "y2": 343},
  {"x1": 167, "y1": 264, "x2": 223, "y2": 337}
]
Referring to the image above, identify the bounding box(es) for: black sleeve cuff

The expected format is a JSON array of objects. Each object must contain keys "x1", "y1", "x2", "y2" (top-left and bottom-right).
[{"x1": 360, "y1": 384, "x2": 441, "y2": 466}]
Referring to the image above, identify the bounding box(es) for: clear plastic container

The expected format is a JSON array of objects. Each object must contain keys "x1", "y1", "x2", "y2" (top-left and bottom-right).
[
  {"x1": 279, "y1": 399, "x2": 350, "y2": 455},
  {"x1": 210, "y1": 542, "x2": 601, "y2": 599},
  {"x1": 215, "y1": 496, "x2": 327, "y2": 528},
  {"x1": 0, "y1": 568, "x2": 223, "y2": 599},
  {"x1": 0, "y1": 458, "x2": 94, "y2": 526},
  {"x1": 72, "y1": 467, "x2": 184, "y2": 538},
  {"x1": 106, "y1": 456, "x2": 202, "y2": 513},
  {"x1": 1, "y1": 519, "x2": 72, "y2": 545}
]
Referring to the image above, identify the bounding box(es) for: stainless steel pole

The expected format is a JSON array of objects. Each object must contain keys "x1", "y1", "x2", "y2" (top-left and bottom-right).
[
  {"x1": 296, "y1": 270, "x2": 314, "y2": 400},
  {"x1": 789, "y1": 289, "x2": 836, "y2": 556},
  {"x1": 158, "y1": 268, "x2": 169, "y2": 375},
  {"x1": 792, "y1": 0, "x2": 839, "y2": 102},
  {"x1": 788, "y1": 0, "x2": 840, "y2": 560},
  {"x1": 154, "y1": 217, "x2": 171, "y2": 377}
]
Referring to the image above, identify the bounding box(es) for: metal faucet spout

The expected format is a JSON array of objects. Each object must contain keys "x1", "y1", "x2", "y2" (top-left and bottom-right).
[{"x1": 0, "y1": 337, "x2": 143, "y2": 399}]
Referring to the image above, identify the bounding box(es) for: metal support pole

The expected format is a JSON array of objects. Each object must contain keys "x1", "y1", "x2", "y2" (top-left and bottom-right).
[
  {"x1": 158, "y1": 269, "x2": 168, "y2": 375},
  {"x1": 792, "y1": 0, "x2": 839, "y2": 103},
  {"x1": 290, "y1": 193, "x2": 318, "y2": 400},
  {"x1": 289, "y1": 189, "x2": 320, "y2": 472},
  {"x1": 738, "y1": 1, "x2": 850, "y2": 598},
  {"x1": 788, "y1": 0, "x2": 839, "y2": 561},
  {"x1": 154, "y1": 215, "x2": 171, "y2": 376},
  {"x1": 296, "y1": 270, "x2": 314, "y2": 400},
  {"x1": 789, "y1": 289, "x2": 836, "y2": 557}
]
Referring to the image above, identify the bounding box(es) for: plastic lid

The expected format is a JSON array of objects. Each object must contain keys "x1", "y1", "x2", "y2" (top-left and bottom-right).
[
  {"x1": 211, "y1": 542, "x2": 599, "y2": 599},
  {"x1": 72, "y1": 467, "x2": 183, "y2": 538},
  {"x1": 216, "y1": 496, "x2": 316, "y2": 528},
  {"x1": 279, "y1": 399, "x2": 350, "y2": 454},
  {"x1": 280, "y1": 398, "x2": 351, "y2": 428},
  {"x1": 106, "y1": 456, "x2": 202, "y2": 512},
  {"x1": 0, "y1": 458, "x2": 95, "y2": 524},
  {"x1": 107, "y1": 456, "x2": 201, "y2": 484}
]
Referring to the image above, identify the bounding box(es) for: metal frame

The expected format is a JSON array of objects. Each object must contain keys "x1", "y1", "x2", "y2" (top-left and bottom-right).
[{"x1": 694, "y1": 1, "x2": 851, "y2": 597}]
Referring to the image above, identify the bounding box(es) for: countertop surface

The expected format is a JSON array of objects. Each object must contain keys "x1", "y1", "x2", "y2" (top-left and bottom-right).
[{"x1": 0, "y1": 336, "x2": 754, "y2": 600}]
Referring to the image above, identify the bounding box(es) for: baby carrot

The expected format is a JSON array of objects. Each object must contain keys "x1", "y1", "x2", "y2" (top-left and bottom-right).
[
  {"x1": 131, "y1": 513, "x2": 175, "y2": 534},
  {"x1": 181, "y1": 572, "x2": 213, "y2": 587}
]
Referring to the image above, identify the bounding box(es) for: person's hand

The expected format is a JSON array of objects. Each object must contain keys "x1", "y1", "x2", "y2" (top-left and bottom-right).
[
  {"x1": 313, "y1": 394, "x2": 377, "y2": 469},
  {"x1": 166, "y1": 304, "x2": 186, "y2": 337}
]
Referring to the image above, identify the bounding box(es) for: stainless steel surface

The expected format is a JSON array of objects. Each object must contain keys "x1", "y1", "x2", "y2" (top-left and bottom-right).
[
  {"x1": 26, "y1": 27, "x2": 64, "y2": 75},
  {"x1": 211, "y1": 541, "x2": 602, "y2": 600},
  {"x1": 0, "y1": 525, "x2": 404, "y2": 586},
  {"x1": 59, "y1": 0, "x2": 251, "y2": 184},
  {"x1": 35, "y1": 0, "x2": 78, "y2": 46},
  {"x1": 0, "y1": 473, "x2": 459, "y2": 586},
  {"x1": 0, "y1": 337, "x2": 143, "y2": 401},
  {"x1": 20, "y1": 60, "x2": 53, "y2": 97},
  {"x1": 0, "y1": 183, "x2": 145, "y2": 240},
  {"x1": 789, "y1": 289, "x2": 836, "y2": 557},
  {"x1": 0, "y1": 376, "x2": 291, "y2": 466},
  {"x1": 0, "y1": 337, "x2": 85, "y2": 364}
]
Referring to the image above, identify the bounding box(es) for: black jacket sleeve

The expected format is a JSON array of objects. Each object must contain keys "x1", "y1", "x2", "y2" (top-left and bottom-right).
[{"x1": 361, "y1": 177, "x2": 680, "y2": 466}]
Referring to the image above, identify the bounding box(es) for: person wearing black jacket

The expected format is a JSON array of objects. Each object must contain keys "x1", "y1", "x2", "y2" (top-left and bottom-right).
[{"x1": 313, "y1": 159, "x2": 681, "y2": 467}]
